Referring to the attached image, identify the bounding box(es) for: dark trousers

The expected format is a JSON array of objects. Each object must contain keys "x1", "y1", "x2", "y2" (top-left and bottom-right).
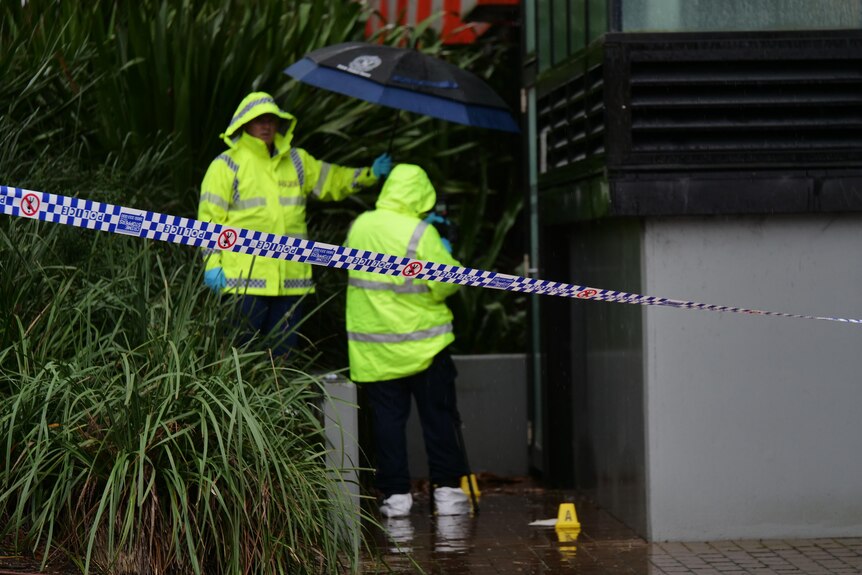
[
  {"x1": 229, "y1": 295, "x2": 303, "y2": 357},
  {"x1": 364, "y1": 350, "x2": 468, "y2": 496}
]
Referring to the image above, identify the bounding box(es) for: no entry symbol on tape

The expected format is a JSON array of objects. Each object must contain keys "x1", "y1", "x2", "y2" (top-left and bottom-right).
[
  {"x1": 21, "y1": 193, "x2": 40, "y2": 217},
  {"x1": 217, "y1": 228, "x2": 237, "y2": 249},
  {"x1": 402, "y1": 261, "x2": 423, "y2": 277}
]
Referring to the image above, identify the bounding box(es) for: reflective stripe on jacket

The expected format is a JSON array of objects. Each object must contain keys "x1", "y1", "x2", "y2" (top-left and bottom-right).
[
  {"x1": 345, "y1": 164, "x2": 461, "y2": 382},
  {"x1": 197, "y1": 92, "x2": 377, "y2": 296}
]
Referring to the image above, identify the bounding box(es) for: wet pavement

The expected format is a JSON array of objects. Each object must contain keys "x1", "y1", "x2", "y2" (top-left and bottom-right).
[{"x1": 361, "y1": 478, "x2": 862, "y2": 574}]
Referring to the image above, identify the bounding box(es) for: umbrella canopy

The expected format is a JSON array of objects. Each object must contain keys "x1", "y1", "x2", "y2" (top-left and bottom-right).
[{"x1": 284, "y1": 41, "x2": 519, "y2": 133}]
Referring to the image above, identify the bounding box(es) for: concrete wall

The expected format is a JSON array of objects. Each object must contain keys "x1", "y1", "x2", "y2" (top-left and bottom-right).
[
  {"x1": 407, "y1": 354, "x2": 529, "y2": 479},
  {"x1": 323, "y1": 376, "x2": 361, "y2": 507},
  {"x1": 569, "y1": 219, "x2": 648, "y2": 537},
  {"x1": 643, "y1": 214, "x2": 862, "y2": 540}
]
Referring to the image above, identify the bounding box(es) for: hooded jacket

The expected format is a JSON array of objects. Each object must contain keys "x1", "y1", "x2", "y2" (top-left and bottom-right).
[
  {"x1": 345, "y1": 164, "x2": 462, "y2": 382},
  {"x1": 198, "y1": 92, "x2": 378, "y2": 296}
]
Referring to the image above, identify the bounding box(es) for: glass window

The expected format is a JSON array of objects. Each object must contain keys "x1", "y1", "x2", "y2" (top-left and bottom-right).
[
  {"x1": 538, "y1": 0, "x2": 553, "y2": 71},
  {"x1": 537, "y1": 0, "x2": 611, "y2": 71},
  {"x1": 553, "y1": 0, "x2": 572, "y2": 64},
  {"x1": 525, "y1": 0, "x2": 537, "y2": 55},
  {"x1": 570, "y1": 0, "x2": 587, "y2": 54},
  {"x1": 622, "y1": 0, "x2": 862, "y2": 32},
  {"x1": 588, "y1": 0, "x2": 608, "y2": 42}
]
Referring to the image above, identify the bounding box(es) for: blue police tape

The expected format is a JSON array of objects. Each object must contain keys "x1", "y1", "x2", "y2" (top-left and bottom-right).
[{"x1": 2, "y1": 185, "x2": 860, "y2": 324}]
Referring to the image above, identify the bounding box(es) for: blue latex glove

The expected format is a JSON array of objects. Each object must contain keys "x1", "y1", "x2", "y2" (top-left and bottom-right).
[
  {"x1": 371, "y1": 153, "x2": 393, "y2": 178},
  {"x1": 439, "y1": 237, "x2": 452, "y2": 254},
  {"x1": 204, "y1": 267, "x2": 226, "y2": 292},
  {"x1": 424, "y1": 213, "x2": 453, "y2": 253}
]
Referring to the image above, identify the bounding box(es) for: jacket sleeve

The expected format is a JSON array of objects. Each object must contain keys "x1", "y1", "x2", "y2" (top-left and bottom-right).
[
  {"x1": 295, "y1": 147, "x2": 378, "y2": 201},
  {"x1": 197, "y1": 158, "x2": 234, "y2": 271},
  {"x1": 417, "y1": 223, "x2": 463, "y2": 302}
]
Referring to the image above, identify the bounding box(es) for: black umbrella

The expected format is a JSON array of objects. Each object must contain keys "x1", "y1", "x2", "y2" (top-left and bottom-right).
[{"x1": 284, "y1": 41, "x2": 519, "y2": 133}]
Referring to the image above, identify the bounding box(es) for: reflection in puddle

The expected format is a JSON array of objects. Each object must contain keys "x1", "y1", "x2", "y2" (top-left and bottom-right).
[
  {"x1": 434, "y1": 514, "x2": 472, "y2": 553},
  {"x1": 383, "y1": 517, "x2": 415, "y2": 554},
  {"x1": 556, "y1": 526, "x2": 580, "y2": 559}
]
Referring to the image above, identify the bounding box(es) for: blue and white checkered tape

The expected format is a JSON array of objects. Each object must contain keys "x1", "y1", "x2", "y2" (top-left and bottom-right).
[{"x1": 2, "y1": 185, "x2": 860, "y2": 325}]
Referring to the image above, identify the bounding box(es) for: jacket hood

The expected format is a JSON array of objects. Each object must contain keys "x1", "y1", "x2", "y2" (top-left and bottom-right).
[
  {"x1": 220, "y1": 92, "x2": 297, "y2": 147},
  {"x1": 376, "y1": 164, "x2": 436, "y2": 217}
]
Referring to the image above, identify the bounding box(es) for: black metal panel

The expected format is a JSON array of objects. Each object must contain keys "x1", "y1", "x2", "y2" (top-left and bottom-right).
[
  {"x1": 606, "y1": 30, "x2": 862, "y2": 171},
  {"x1": 535, "y1": 30, "x2": 862, "y2": 219},
  {"x1": 536, "y1": 42, "x2": 607, "y2": 173},
  {"x1": 611, "y1": 174, "x2": 812, "y2": 215},
  {"x1": 544, "y1": 170, "x2": 862, "y2": 219},
  {"x1": 819, "y1": 175, "x2": 862, "y2": 211}
]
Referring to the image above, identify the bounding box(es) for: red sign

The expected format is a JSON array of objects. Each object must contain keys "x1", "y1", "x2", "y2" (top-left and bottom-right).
[
  {"x1": 20, "y1": 193, "x2": 40, "y2": 217},
  {"x1": 217, "y1": 228, "x2": 238, "y2": 250},
  {"x1": 364, "y1": 0, "x2": 492, "y2": 45},
  {"x1": 576, "y1": 289, "x2": 598, "y2": 299},
  {"x1": 402, "y1": 261, "x2": 423, "y2": 277}
]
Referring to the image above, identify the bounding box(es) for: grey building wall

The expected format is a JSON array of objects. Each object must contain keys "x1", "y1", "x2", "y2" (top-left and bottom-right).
[
  {"x1": 569, "y1": 218, "x2": 648, "y2": 538},
  {"x1": 643, "y1": 214, "x2": 862, "y2": 540},
  {"x1": 407, "y1": 354, "x2": 529, "y2": 479}
]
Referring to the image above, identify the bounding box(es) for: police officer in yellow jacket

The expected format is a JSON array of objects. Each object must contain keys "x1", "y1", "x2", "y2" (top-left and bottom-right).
[
  {"x1": 346, "y1": 164, "x2": 470, "y2": 517},
  {"x1": 199, "y1": 92, "x2": 391, "y2": 355}
]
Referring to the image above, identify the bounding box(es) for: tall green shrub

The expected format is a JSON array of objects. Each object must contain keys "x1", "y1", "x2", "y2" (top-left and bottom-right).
[
  {"x1": 0, "y1": 214, "x2": 362, "y2": 574},
  {"x1": 0, "y1": 43, "x2": 363, "y2": 569}
]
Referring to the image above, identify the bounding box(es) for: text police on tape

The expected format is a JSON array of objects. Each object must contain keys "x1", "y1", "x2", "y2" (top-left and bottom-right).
[{"x1": 60, "y1": 206, "x2": 105, "y2": 221}]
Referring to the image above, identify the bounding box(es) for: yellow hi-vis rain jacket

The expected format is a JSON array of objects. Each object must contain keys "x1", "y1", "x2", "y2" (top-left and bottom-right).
[
  {"x1": 198, "y1": 92, "x2": 378, "y2": 296},
  {"x1": 345, "y1": 164, "x2": 462, "y2": 382}
]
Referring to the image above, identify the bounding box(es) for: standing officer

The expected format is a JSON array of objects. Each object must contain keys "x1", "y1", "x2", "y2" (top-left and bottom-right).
[
  {"x1": 345, "y1": 164, "x2": 470, "y2": 518},
  {"x1": 198, "y1": 91, "x2": 391, "y2": 355}
]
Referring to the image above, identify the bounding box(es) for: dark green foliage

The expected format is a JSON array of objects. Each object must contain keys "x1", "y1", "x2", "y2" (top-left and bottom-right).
[
  {"x1": 0, "y1": 1, "x2": 523, "y2": 572},
  {"x1": 1, "y1": 217, "x2": 361, "y2": 574}
]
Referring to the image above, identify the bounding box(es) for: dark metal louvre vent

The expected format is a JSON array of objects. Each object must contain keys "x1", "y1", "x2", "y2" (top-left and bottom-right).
[
  {"x1": 629, "y1": 58, "x2": 862, "y2": 156},
  {"x1": 537, "y1": 59, "x2": 605, "y2": 172}
]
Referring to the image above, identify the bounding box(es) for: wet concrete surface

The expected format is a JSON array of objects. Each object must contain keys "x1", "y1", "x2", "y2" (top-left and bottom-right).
[
  {"x1": 361, "y1": 478, "x2": 862, "y2": 574},
  {"x1": 2, "y1": 477, "x2": 861, "y2": 573}
]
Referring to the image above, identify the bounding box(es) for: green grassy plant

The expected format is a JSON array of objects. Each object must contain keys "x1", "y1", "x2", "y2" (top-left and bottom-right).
[
  {"x1": 0, "y1": 220, "x2": 362, "y2": 574},
  {"x1": 0, "y1": 52, "x2": 363, "y2": 568}
]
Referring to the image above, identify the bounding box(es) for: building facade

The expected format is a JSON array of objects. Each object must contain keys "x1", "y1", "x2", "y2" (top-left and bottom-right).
[{"x1": 524, "y1": 0, "x2": 862, "y2": 540}]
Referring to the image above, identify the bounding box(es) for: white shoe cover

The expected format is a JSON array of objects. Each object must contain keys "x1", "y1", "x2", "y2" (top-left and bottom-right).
[
  {"x1": 380, "y1": 493, "x2": 413, "y2": 518},
  {"x1": 434, "y1": 486, "x2": 471, "y2": 516}
]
